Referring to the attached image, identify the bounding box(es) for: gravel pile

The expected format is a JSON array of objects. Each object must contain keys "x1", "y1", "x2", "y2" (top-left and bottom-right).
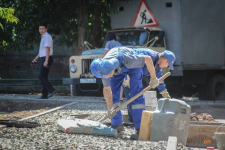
[
  {"x1": 0, "y1": 105, "x2": 189, "y2": 150},
  {"x1": 0, "y1": 94, "x2": 189, "y2": 149}
]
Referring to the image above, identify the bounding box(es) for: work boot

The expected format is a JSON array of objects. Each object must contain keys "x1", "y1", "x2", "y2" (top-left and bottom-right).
[
  {"x1": 111, "y1": 124, "x2": 125, "y2": 133},
  {"x1": 130, "y1": 129, "x2": 140, "y2": 140},
  {"x1": 48, "y1": 90, "x2": 56, "y2": 98}
]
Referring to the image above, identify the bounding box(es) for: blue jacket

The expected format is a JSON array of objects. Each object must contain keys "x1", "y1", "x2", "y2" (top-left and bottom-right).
[{"x1": 135, "y1": 48, "x2": 166, "y2": 92}]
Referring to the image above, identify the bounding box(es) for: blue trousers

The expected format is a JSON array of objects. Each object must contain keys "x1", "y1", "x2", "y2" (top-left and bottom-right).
[
  {"x1": 110, "y1": 67, "x2": 145, "y2": 129},
  {"x1": 123, "y1": 86, "x2": 133, "y2": 123}
]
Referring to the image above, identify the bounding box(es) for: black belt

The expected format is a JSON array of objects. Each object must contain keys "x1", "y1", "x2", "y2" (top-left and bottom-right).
[{"x1": 41, "y1": 56, "x2": 53, "y2": 59}]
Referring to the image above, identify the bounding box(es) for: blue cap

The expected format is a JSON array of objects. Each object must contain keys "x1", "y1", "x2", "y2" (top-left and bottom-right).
[
  {"x1": 163, "y1": 50, "x2": 176, "y2": 70},
  {"x1": 91, "y1": 58, "x2": 119, "y2": 78}
]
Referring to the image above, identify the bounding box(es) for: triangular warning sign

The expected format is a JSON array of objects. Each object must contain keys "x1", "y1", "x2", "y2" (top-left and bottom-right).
[{"x1": 133, "y1": 0, "x2": 158, "y2": 27}]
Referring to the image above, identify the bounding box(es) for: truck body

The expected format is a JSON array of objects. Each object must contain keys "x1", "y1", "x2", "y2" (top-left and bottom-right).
[{"x1": 64, "y1": 0, "x2": 225, "y2": 100}]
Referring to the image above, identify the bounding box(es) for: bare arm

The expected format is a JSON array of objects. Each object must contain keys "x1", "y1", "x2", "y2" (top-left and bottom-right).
[
  {"x1": 32, "y1": 54, "x2": 40, "y2": 63},
  {"x1": 103, "y1": 50, "x2": 109, "y2": 57},
  {"x1": 44, "y1": 47, "x2": 50, "y2": 67},
  {"x1": 144, "y1": 55, "x2": 156, "y2": 79},
  {"x1": 103, "y1": 86, "x2": 113, "y2": 108}
]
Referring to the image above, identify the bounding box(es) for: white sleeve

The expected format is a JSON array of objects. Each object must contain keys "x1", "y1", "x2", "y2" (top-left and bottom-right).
[{"x1": 44, "y1": 35, "x2": 52, "y2": 48}]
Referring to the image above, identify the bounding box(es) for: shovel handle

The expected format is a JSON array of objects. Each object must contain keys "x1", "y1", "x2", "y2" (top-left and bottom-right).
[{"x1": 115, "y1": 72, "x2": 171, "y2": 112}]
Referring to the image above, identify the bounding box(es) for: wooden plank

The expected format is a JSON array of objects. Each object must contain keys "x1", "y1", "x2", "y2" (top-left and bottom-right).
[
  {"x1": 166, "y1": 136, "x2": 177, "y2": 150},
  {"x1": 138, "y1": 111, "x2": 153, "y2": 141},
  {"x1": 0, "y1": 125, "x2": 6, "y2": 129}
]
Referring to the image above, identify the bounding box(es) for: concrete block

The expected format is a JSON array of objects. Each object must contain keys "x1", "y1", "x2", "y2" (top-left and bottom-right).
[{"x1": 166, "y1": 136, "x2": 177, "y2": 150}]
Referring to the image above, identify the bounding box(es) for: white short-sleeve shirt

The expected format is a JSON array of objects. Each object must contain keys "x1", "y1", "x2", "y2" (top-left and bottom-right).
[{"x1": 39, "y1": 32, "x2": 53, "y2": 57}]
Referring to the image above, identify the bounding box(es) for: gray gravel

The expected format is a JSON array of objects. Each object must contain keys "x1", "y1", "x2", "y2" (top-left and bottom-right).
[{"x1": 0, "y1": 94, "x2": 189, "y2": 150}]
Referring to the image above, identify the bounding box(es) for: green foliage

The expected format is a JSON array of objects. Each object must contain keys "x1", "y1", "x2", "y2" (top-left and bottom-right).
[
  {"x1": 0, "y1": 7, "x2": 19, "y2": 29},
  {"x1": 0, "y1": 7, "x2": 19, "y2": 31},
  {"x1": 0, "y1": 6, "x2": 19, "y2": 50},
  {"x1": 0, "y1": 0, "x2": 112, "y2": 52}
]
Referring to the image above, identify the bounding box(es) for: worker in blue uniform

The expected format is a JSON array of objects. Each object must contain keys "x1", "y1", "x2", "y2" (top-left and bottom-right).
[
  {"x1": 103, "y1": 32, "x2": 122, "y2": 57},
  {"x1": 122, "y1": 48, "x2": 175, "y2": 124},
  {"x1": 90, "y1": 47, "x2": 175, "y2": 140}
]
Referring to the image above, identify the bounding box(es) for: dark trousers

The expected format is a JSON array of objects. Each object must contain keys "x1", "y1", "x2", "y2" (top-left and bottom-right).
[{"x1": 38, "y1": 56, "x2": 55, "y2": 97}]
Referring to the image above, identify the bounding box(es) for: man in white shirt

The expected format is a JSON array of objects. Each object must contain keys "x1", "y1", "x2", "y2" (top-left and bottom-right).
[{"x1": 32, "y1": 24, "x2": 56, "y2": 99}]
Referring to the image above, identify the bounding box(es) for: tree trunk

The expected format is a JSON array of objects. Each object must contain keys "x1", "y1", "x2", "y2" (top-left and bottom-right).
[
  {"x1": 91, "y1": 3, "x2": 103, "y2": 48},
  {"x1": 72, "y1": 0, "x2": 89, "y2": 55}
]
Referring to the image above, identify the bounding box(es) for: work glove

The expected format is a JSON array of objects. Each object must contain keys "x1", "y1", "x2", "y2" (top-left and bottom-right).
[
  {"x1": 123, "y1": 75, "x2": 130, "y2": 88},
  {"x1": 149, "y1": 78, "x2": 159, "y2": 89},
  {"x1": 107, "y1": 107, "x2": 117, "y2": 119},
  {"x1": 160, "y1": 89, "x2": 171, "y2": 99}
]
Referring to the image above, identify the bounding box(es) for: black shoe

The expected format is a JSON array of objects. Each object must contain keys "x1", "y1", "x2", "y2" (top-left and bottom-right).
[
  {"x1": 111, "y1": 124, "x2": 125, "y2": 133},
  {"x1": 37, "y1": 96, "x2": 48, "y2": 99},
  {"x1": 130, "y1": 129, "x2": 140, "y2": 140},
  {"x1": 48, "y1": 90, "x2": 56, "y2": 98}
]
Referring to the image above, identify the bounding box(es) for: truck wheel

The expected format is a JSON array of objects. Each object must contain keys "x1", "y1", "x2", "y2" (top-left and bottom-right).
[
  {"x1": 205, "y1": 74, "x2": 225, "y2": 100},
  {"x1": 181, "y1": 85, "x2": 197, "y2": 97},
  {"x1": 70, "y1": 84, "x2": 77, "y2": 96}
]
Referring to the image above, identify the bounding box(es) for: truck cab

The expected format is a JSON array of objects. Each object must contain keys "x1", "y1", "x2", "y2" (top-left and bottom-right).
[{"x1": 63, "y1": 27, "x2": 167, "y2": 96}]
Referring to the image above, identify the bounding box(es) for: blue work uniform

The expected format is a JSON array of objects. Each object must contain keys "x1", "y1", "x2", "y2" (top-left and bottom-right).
[
  {"x1": 123, "y1": 48, "x2": 167, "y2": 122},
  {"x1": 102, "y1": 47, "x2": 146, "y2": 130},
  {"x1": 104, "y1": 41, "x2": 122, "y2": 51},
  {"x1": 136, "y1": 48, "x2": 166, "y2": 92}
]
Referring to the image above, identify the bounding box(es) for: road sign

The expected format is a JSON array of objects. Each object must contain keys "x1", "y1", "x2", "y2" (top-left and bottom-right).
[{"x1": 133, "y1": 0, "x2": 158, "y2": 27}]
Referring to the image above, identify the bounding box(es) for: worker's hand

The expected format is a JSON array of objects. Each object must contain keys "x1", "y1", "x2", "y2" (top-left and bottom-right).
[
  {"x1": 149, "y1": 78, "x2": 159, "y2": 89},
  {"x1": 123, "y1": 80, "x2": 129, "y2": 87},
  {"x1": 160, "y1": 89, "x2": 171, "y2": 99},
  {"x1": 123, "y1": 75, "x2": 130, "y2": 88},
  {"x1": 44, "y1": 61, "x2": 48, "y2": 68},
  {"x1": 107, "y1": 107, "x2": 116, "y2": 119},
  {"x1": 30, "y1": 60, "x2": 37, "y2": 65}
]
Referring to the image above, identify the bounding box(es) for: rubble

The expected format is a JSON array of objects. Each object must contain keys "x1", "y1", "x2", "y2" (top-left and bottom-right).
[{"x1": 190, "y1": 113, "x2": 215, "y2": 122}]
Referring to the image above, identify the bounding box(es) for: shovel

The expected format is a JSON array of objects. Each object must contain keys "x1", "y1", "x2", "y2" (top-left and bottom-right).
[{"x1": 98, "y1": 72, "x2": 171, "y2": 122}]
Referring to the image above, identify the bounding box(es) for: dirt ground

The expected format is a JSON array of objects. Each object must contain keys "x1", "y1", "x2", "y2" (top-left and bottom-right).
[
  {"x1": 0, "y1": 100, "x2": 67, "y2": 120},
  {"x1": 0, "y1": 109, "x2": 47, "y2": 120}
]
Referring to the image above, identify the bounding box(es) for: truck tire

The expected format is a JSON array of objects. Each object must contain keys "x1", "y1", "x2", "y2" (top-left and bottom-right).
[{"x1": 205, "y1": 74, "x2": 225, "y2": 100}]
